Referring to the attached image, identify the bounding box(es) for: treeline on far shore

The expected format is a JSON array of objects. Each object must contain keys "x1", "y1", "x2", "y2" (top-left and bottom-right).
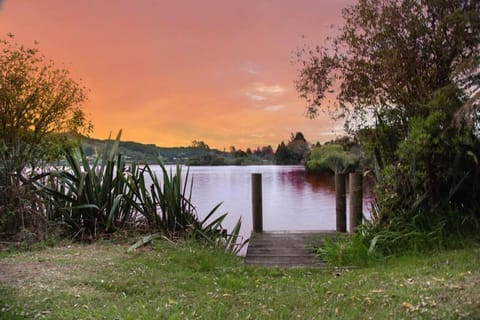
[
  {"x1": 80, "y1": 135, "x2": 276, "y2": 165},
  {"x1": 80, "y1": 132, "x2": 371, "y2": 172},
  {"x1": 78, "y1": 132, "x2": 300, "y2": 166}
]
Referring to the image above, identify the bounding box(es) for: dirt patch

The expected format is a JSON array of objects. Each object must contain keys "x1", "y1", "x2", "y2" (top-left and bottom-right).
[
  {"x1": 0, "y1": 262, "x2": 73, "y2": 289},
  {"x1": 0, "y1": 244, "x2": 127, "y2": 291},
  {"x1": 451, "y1": 274, "x2": 480, "y2": 316}
]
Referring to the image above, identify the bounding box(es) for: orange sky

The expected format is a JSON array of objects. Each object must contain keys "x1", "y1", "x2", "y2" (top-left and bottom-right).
[{"x1": 0, "y1": 0, "x2": 352, "y2": 149}]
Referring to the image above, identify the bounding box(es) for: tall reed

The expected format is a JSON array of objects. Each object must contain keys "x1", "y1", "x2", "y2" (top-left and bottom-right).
[
  {"x1": 124, "y1": 161, "x2": 246, "y2": 254},
  {"x1": 40, "y1": 132, "x2": 246, "y2": 253},
  {"x1": 41, "y1": 132, "x2": 134, "y2": 239}
]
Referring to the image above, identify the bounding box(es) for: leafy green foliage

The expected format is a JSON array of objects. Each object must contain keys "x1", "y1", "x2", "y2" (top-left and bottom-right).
[
  {"x1": 317, "y1": 233, "x2": 381, "y2": 267},
  {"x1": 364, "y1": 214, "x2": 473, "y2": 258},
  {"x1": 297, "y1": 0, "x2": 480, "y2": 256},
  {"x1": 41, "y1": 132, "x2": 133, "y2": 238},
  {"x1": 40, "y1": 133, "x2": 246, "y2": 253},
  {"x1": 296, "y1": 0, "x2": 480, "y2": 173},
  {"x1": 355, "y1": 105, "x2": 480, "y2": 257},
  {"x1": 296, "y1": 0, "x2": 480, "y2": 133},
  {"x1": 369, "y1": 111, "x2": 480, "y2": 254},
  {"x1": 125, "y1": 162, "x2": 196, "y2": 234},
  {"x1": 306, "y1": 143, "x2": 362, "y2": 173},
  {"x1": 0, "y1": 35, "x2": 91, "y2": 240},
  {"x1": 0, "y1": 35, "x2": 90, "y2": 172}
]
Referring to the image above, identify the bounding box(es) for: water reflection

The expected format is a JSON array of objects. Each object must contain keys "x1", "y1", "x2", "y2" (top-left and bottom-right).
[{"x1": 152, "y1": 165, "x2": 373, "y2": 246}]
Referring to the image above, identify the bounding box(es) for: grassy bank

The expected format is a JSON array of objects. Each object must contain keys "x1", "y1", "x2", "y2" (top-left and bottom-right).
[{"x1": 0, "y1": 241, "x2": 479, "y2": 319}]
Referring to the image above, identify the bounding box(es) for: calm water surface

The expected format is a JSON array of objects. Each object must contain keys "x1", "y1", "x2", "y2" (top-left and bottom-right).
[{"x1": 155, "y1": 165, "x2": 373, "y2": 244}]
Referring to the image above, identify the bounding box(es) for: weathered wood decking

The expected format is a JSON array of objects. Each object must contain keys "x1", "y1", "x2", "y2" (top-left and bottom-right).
[{"x1": 244, "y1": 231, "x2": 338, "y2": 268}]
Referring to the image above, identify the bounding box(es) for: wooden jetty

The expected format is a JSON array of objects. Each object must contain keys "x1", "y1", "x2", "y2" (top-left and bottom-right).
[
  {"x1": 244, "y1": 231, "x2": 337, "y2": 267},
  {"x1": 243, "y1": 173, "x2": 363, "y2": 268}
]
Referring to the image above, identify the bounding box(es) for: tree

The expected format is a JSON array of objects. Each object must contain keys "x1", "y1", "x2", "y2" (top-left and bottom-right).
[
  {"x1": 0, "y1": 35, "x2": 91, "y2": 173},
  {"x1": 261, "y1": 145, "x2": 274, "y2": 156},
  {"x1": 306, "y1": 143, "x2": 360, "y2": 173},
  {"x1": 287, "y1": 131, "x2": 310, "y2": 163},
  {"x1": 191, "y1": 140, "x2": 209, "y2": 149},
  {"x1": 296, "y1": 0, "x2": 480, "y2": 166},
  {"x1": 274, "y1": 142, "x2": 292, "y2": 165},
  {"x1": 0, "y1": 34, "x2": 91, "y2": 237},
  {"x1": 290, "y1": 132, "x2": 306, "y2": 143},
  {"x1": 253, "y1": 145, "x2": 274, "y2": 160},
  {"x1": 275, "y1": 132, "x2": 310, "y2": 164},
  {"x1": 296, "y1": 0, "x2": 480, "y2": 253},
  {"x1": 305, "y1": 136, "x2": 367, "y2": 173}
]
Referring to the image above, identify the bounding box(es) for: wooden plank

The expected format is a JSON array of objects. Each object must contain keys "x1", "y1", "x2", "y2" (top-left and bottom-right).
[{"x1": 244, "y1": 231, "x2": 338, "y2": 268}]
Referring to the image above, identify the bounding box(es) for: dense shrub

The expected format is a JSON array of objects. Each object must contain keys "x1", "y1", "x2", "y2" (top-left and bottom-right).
[
  {"x1": 306, "y1": 143, "x2": 362, "y2": 173},
  {"x1": 38, "y1": 136, "x2": 246, "y2": 253}
]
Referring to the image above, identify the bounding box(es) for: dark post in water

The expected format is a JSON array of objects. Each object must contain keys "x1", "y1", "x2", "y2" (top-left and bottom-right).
[
  {"x1": 252, "y1": 173, "x2": 263, "y2": 233},
  {"x1": 335, "y1": 172, "x2": 347, "y2": 232},
  {"x1": 349, "y1": 172, "x2": 363, "y2": 232}
]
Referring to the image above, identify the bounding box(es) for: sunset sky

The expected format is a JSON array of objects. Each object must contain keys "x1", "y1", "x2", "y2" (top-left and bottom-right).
[{"x1": 0, "y1": 0, "x2": 352, "y2": 149}]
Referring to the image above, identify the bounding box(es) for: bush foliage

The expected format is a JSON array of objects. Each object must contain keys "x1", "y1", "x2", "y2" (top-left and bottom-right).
[
  {"x1": 297, "y1": 0, "x2": 480, "y2": 260},
  {"x1": 37, "y1": 134, "x2": 246, "y2": 253}
]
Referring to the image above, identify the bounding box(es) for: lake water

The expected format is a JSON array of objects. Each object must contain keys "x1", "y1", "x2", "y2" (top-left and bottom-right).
[{"x1": 154, "y1": 165, "x2": 374, "y2": 246}]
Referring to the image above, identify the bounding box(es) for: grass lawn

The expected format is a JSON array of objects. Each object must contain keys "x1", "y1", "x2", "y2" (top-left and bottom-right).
[{"x1": 0, "y1": 240, "x2": 479, "y2": 319}]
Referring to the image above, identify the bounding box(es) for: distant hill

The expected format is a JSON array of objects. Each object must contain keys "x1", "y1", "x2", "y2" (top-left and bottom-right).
[{"x1": 79, "y1": 136, "x2": 225, "y2": 164}]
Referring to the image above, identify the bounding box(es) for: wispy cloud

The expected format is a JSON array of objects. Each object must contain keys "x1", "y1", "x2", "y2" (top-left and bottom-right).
[
  {"x1": 245, "y1": 93, "x2": 266, "y2": 102},
  {"x1": 255, "y1": 84, "x2": 285, "y2": 95},
  {"x1": 264, "y1": 105, "x2": 285, "y2": 112},
  {"x1": 244, "y1": 82, "x2": 286, "y2": 102},
  {"x1": 1, "y1": 0, "x2": 349, "y2": 149},
  {"x1": 250, "y1": 133, "x2": 276, "y2": 138}
]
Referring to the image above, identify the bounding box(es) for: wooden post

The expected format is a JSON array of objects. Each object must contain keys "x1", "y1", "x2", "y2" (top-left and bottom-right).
[
  {"x1": 349, "y1": 172, "x2": 363, "y2": 233},
  {"x1": 252, "y1": 173, "x2": 263, "y2": 233},
  {"x1": 335, "y1": 172, "x2": 346, "y2": 232}
]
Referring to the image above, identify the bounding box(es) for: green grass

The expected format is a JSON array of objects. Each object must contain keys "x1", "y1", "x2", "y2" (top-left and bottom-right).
[{"x1": 1, "y1": 241, "x2": 479, "y2": 319}]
